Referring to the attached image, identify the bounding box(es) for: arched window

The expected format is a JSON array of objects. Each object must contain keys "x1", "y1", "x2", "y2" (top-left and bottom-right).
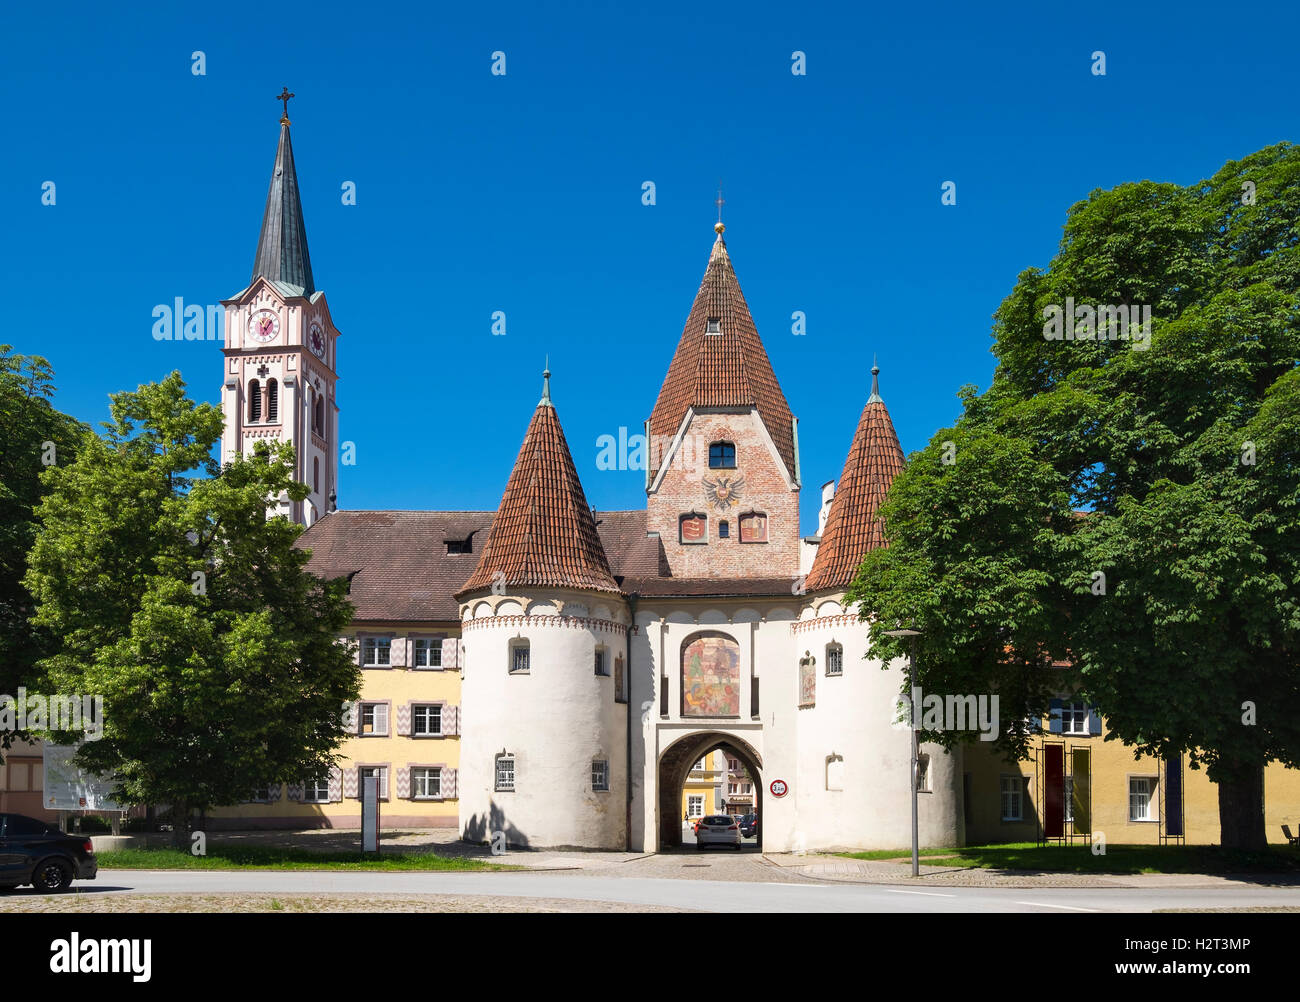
[
  {"x1": 315, "y1": 396, "x2": 325, "y2": 438},
  {"x1": 708, "y1": 441, "x2": 736, "y2": 469},
  {"x1": 247, "y1": 379, "x2": 261, "y2": 422},
  {"x1": 680, "y1": 631, "x2": 740, "y2": 718},
  {"x1": 509, "y1": 638, "x2": 530, "y2": 674},
  {"x1": 265, "y1": 379, "x2": 278, "y2": 422},
  {"x1": 313, "y1": 456, "x2": 320, "y2": 494},
  {"x1": 825, "y1": 642, "x2": 843, "y2": 676}
]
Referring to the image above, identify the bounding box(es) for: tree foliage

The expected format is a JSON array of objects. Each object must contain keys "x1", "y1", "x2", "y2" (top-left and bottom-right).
[
  {"x1": 847, "y1": 143, "x2": 1300, "y2": 847},
  {"x1": 24, "y1": 372, "x2": 361, "y2": 830}
]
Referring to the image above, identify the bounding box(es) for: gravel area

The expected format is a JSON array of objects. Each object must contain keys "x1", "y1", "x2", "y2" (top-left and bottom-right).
[{"x1": 0, "y1": 891, "x2": 692, "y2": 913}]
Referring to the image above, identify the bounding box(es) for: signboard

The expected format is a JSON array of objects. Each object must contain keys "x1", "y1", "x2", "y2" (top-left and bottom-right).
[
  {"x1": 769, "y1": 779, "x2": 789, "y2": 798},
  {"x1": 361, "y1": 774, "x2": 380, "y2": 852},
  {"x1": 42, "y1": 743, "x2": 121, "y2": 812}
]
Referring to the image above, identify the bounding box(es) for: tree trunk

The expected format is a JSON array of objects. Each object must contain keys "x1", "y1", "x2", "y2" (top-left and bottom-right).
[{"x1": 1217, "y1": 762, "x2": 1267, "y2": 850}]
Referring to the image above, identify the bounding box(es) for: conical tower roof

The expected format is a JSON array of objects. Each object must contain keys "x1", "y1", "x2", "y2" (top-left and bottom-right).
[
  {"x1": 648, "y1": 226, "x2": 796, "y2": 478},
  {"x1": 459, "y1": 368, "x2": 619, "y2": 596},
  {"x1": 250, "y1": 119, "x2": 315, "y2": 296},
  {"x1": 804, "y1": 363, "x2": 905, "y2": 593}
]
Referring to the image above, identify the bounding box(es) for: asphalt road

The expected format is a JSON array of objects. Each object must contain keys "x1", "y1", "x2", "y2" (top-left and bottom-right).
[{"x1": 58, "y1": 869, "x2": 1300, "y2": 912}]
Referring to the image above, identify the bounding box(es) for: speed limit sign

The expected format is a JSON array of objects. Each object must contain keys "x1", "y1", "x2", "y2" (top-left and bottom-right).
[{"x1": 769, "y1": 779, "x2": 789, "y2": 797}]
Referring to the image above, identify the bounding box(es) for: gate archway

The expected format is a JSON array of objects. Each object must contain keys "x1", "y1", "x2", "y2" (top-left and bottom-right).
[{"x1": 658, "y1": 732, "x2": 763, "y2": 850}]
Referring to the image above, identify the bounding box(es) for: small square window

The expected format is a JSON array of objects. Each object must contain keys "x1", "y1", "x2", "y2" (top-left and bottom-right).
[
  {"x1": 826, "y1": 644, "x2": 843, "y2": 676},
  {"x1": 413, "y1": 767, "x2": 442, "y2": 800},
  {"x1": 413, "y1": 638, "x2": 443, "y2": 669},
  {"x1": 705, "y1": 317, "x2": 721, "y2": 334},
  {"x1": 510, "y1": 642, "x2": 530, "y2": 674},
  {"x1": 359, "y1": 766, "x2": 388, "y2": 801},
  {"x1": 362, "y1": 636, "x2": 391, "y2": 666},
  {"x1": 304, "y1": 778, "x2": 330, "y2": 803},
  {"x1": 718, "y1": 520, "x2": 729, "y2": 539},
  {"x1": 708, "y1": 442, "x2": 736, "y2": 469},
  {"x1": 360, "y1": 702, "x2": 389, "y2": 736},
  {"x1": 592, "y1": 759, "x2": 609, "y2": 792},
  {"x1": 495, "y1": 755, "x2": 515, "y2": 792},
  {"x1": 413, "y1": 704, "x2": 442, "y2": 736}
]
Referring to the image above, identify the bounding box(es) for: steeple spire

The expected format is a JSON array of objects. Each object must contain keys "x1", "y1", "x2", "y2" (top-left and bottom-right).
[
  {"x1": 251, "y1": 94, "x2": 315, "y2": 297},
  {"x1": 868, "y1": 356, "x2": 882, "y2": 403},
  {"x1": 540, "y1": 357, "x2": 552, "y2": 406}
]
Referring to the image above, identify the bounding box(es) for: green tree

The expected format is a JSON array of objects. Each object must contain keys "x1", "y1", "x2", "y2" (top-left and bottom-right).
[
  {"x1": 0, "y1": 346, "x2": 87, "y2": 757},
  {"x1": 848, "y1": 143, "x2": 1300, "y2": 849},
  {"x1": 25, "y1": 372, "x2": 360, "y2": 844}
]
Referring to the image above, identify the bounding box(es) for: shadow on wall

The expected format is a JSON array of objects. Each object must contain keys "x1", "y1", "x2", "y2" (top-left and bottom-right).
[{"x1": 463, "y1": 799, "x2": 530, "y2": 849}]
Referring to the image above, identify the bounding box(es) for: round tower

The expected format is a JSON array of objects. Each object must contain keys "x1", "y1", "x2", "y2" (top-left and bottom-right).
[{"x1": 455, "y1": 366, "x2": 629, "y2": 849}]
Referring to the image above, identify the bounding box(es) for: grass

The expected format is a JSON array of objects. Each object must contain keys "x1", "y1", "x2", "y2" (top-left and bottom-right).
[
  {"x1": 836, "y1": 842, "x2": 1300, "y2": 874},
  {"x1": 96, "y1": 845, "x2": 511, "y2": 872}
]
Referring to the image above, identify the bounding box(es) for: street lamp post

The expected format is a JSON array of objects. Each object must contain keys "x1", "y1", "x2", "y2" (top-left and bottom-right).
[{"x1": 884, "y1": 627, "x2": 922, "y2": 877}]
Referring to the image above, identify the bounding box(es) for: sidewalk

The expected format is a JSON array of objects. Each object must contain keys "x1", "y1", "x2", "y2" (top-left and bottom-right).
[{"x1": 762, "y1": 852, "x2": 1300, "y2": 889}]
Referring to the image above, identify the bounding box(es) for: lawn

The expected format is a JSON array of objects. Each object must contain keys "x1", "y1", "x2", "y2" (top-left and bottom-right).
[
  {"x1": 96, "y1": 845, "x2": 511, "y2": 872},
  {"x1": 836, "y1": 842, "x2": 1300, "y2": 874}
]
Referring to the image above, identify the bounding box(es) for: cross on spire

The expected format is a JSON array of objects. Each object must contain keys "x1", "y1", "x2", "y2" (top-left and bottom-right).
[
  {"x1": 276, "y1": 87, "x2": 295, "y2": 124},
  {"x1": 714, "y1": 184, "x2": 726, "y2": 235}
]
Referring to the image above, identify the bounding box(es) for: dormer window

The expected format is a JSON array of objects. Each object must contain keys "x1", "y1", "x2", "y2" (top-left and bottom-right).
[
  {"x1": 705, "y1": 317, "x2": 721, "y2": 334},
  {"x1": 709, "y1": 441, "x2": 736, "y2": 469}
]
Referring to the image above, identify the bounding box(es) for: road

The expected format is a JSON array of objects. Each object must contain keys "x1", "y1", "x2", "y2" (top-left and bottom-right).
[{"x1": 44, "y1": 869, "x2": 1300, "y2": 912}]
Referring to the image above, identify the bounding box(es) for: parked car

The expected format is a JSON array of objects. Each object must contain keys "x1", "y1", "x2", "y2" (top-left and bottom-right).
[
  {"x1": 0, "y1": 813, "x2": 98, "y2": 892},
  {"x1": 696, "y1": 815, "x2": 742, "y2": 850},
  {"x1": 739, "y1": 813, "x2": 759, "y2": 838}
]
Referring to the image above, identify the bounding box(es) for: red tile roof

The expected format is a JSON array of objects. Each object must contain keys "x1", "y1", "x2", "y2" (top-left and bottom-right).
[
  {"x1": 648, "y1": 230, "x2": 797, "y2": 479},
  {"x1": 296, "y1": 510, "x2": 494, "y2": 622},
  {"x1": 458, "y1": 396, "x2": 620, "y2": 596},
  {"x1": 803, "y1": 378, "x2": 905, "y2": 593}
]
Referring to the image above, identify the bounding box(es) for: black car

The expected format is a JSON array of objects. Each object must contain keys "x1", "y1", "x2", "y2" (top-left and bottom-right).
[
  {"x1": 739, "y1": 813, "x2": 758, "y2": 838},
  {"x1": 0, "y1": 813, "x2": 98, "y2": 892}
]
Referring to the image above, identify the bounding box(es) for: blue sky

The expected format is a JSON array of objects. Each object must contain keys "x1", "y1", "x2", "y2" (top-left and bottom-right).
[{"x1": 4, "y1": 0, "x2": 1297, "y2": 535}]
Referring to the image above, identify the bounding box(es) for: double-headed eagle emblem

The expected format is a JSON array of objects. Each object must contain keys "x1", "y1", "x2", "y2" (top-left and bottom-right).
[{"x1": 703, "y1": 474, "x2": 744, "y2": 510}]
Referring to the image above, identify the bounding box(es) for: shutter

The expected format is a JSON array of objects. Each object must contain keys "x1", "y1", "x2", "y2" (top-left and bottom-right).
[
  {"x1": 396, "y1": 702, "x2": 411, "y2": 736},
  {"x1": 381, "y1": 766, "x2": 390, "y2": 800},
  {"x1": 1048, "y1": 698, "x2": 1063, "y2": 734},
  {"x1": 1022, "y1": 776, "x2": 1033, "y2": 822},
  {"x1": 441, "y1": 638, "x2": 459, "y2": 669},
  {"x1": 328, "y1": 766, "x2": 343, "y2": 803},
  {"x1": 268, "y1": 784, "x2": 282, "y2": 803},
  {"x1": 396, "y1": 767, "x2": 410, "y2": 799},
  {"x1": 443, "y1": 767, "x2": 457, "y2": 799},
  {"x1": 287, "y1": 782, "x2": 304, "y2": 802},
  {"x1": 446, "y1": 705, "x2": 459, "y2": 736},
  {"x1": 374, "y1": 703, "x2": 389, "y2": 736},
  {"x1": 390, "y1": 637, "x2": 407, "y2": 668},
  {"x1": 342, "y1": 700, "x2": 359, "y2": 734},
  {"x1": 1087, "y1": 704, "x2": 1102, "y2": 736},
  {"x1": 342, "y1": 767, "x2": 357, "y2": 799}
]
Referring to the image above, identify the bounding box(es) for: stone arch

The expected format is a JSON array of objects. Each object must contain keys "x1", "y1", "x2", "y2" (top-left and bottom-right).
[{"x1": 657, "y1": 731, "x2": 763, "y2": 850}]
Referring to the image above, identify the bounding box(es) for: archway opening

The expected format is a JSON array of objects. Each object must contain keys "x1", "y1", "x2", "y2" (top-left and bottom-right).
[{"x1": 658, "y1": 732, "x2": 762, "y2": 852}]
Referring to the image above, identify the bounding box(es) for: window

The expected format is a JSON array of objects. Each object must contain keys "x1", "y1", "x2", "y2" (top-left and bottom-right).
[
  {"x1": 413, "y1": 638, "x2": 443, "y2": 669},
  {"x1": 594, "y1": 648, "x2": 609, "y2": 676},
  {"x1": 312, "y1": 456, "x2": 320, "y2": 494},
  {"x1": 705, "y1": 317, "x2": 721, "y2": 334},
  {"x1": 1129, "y1": 777, "x2": 1157, "y2": 821},
  {"x1": 509, "y1": 640, "x2": 530, "y2": 674},
  {"x1": 916, "y1": 754, "x2": 930, "y2": 792},
  {"x1": 592, "y1": 759, "x2": 609, "y2": 792},
  {"x1": 359, "y1": 766, "x2": 388, "y2": 800},
  {"x1": 445, "y1": 537, "x2": 473, "y2": 554},
  {"x1": 266, "y1": 379, "x2": 278, "y2": 422},
  {"x1": 360, "y1": 702, "x2": 389, "y2": 736},
  {"x1": 248, "y1": 379, "x2": 261, "y2": 422},
  {"x1": 718, "y1": 520, "x2": 729, "y2": 538},
  {"x1": 1062, "y1": 701, "x2": 1088, "y2": 735},
  {"x1": 1000, "y1": 775, "x2": 1023, "y2": 821},
  {"x1": 687, "y1": 795, "x2": 704, "y2": 817},
  {"x1": 412, "y1": 767, "x2": 442, "y2": 800},
  {"x1": 413, "y1": 704, "x2": 442, "y2": 736},
  {"x1": 614, "y1": 654, "x2": 626, "y2": 703},
  {"x1": 304, "y1": 778, "x2": 329, "y2": 803},
  {"x1": 314, "y1": 396, "x2": 325, "y2": 437},
  {"x1": 708, "y1": 441, "x2": 736, "y2": 468},
  {"x1": 826, "y1": 643, "x2": 843, "y2": 676},
  {"x1": 728, "y1": 782, "x2": 737, "y2": 794},
  {"x1": 362, "y1": 636, "x2": 391, "y2": 667},
  {"x1": 250, "y1": 786, "x2": 272, "y2": 803},
  {"x1": 495, "y1": 754, "x2": 515, "y2": 792}
]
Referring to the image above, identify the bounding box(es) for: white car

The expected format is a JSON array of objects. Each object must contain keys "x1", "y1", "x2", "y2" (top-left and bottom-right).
[{"x1": 695, "y1": 815, "x2": 742, "y2": 850}]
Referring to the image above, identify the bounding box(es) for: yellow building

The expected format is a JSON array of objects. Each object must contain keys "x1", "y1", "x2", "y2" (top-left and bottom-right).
[
  {"x1": 964, "y1": 697, "x2": 1300, "y2": 846},
  {"x1": 681, "y1": 750, "x2": 726, "y2": 821}
]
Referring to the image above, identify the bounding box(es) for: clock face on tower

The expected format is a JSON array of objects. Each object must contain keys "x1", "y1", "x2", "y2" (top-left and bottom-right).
[
  {"x1": 308, "y1": 320, "x2": 326, "y2": 359},
  {"x1": 248, "y1": 309, "x2": 280, "y2": 343}
]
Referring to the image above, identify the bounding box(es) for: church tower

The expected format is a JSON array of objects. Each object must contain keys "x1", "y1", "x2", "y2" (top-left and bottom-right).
[
  {"x1": 645, "y1": 222, "x2": 801, "y2": 579},
  {"x1": 219, "y1": 93, "x2": 340, "y2": 527}
]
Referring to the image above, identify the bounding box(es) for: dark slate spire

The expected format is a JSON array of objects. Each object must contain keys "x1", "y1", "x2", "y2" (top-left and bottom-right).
[{"x1": 251, "y1": 118, "x2": 315, "y2": 296}]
